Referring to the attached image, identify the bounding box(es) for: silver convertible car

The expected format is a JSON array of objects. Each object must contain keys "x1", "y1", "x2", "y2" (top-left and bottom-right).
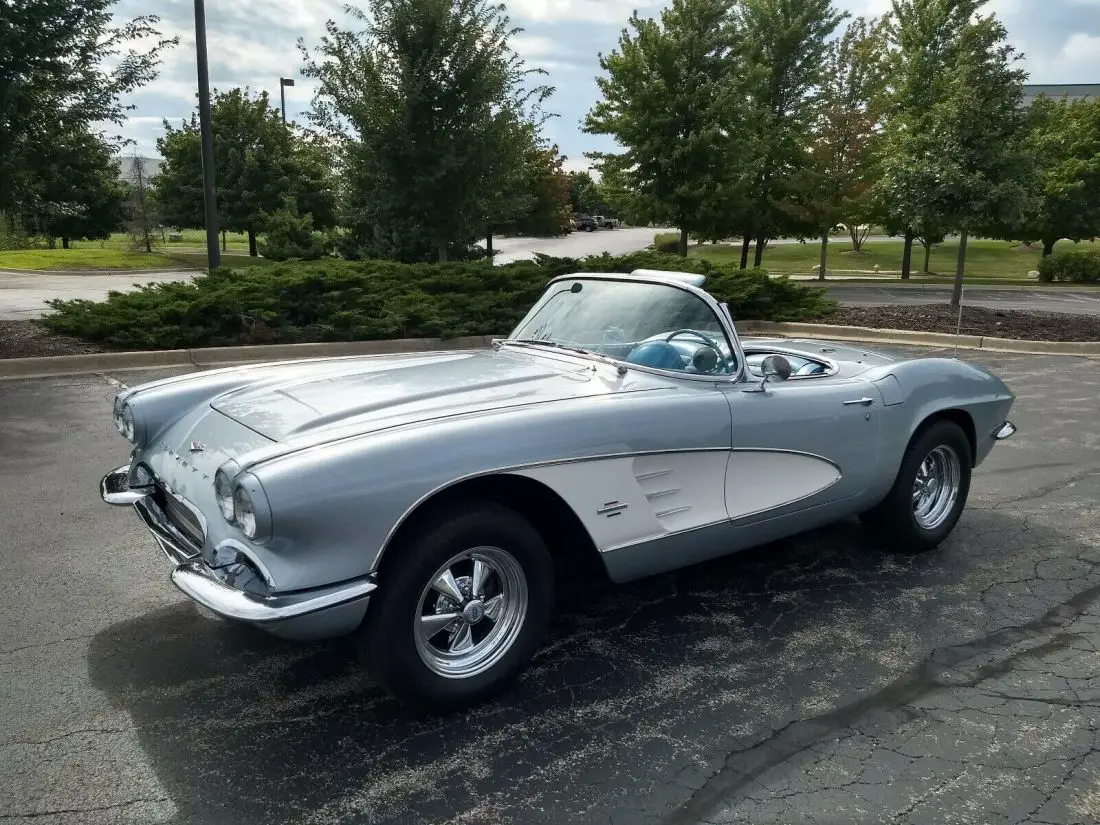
[{"x1": 101, "y1": 269, "x2": 1017, "y2": 709}]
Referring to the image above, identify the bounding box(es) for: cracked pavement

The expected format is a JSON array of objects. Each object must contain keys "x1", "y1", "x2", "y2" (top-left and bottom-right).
[{"x1": 1, "y1": 350, "x2": 1099, "y2": 824}]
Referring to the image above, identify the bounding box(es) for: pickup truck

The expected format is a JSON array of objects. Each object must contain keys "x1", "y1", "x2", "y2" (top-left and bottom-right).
[{"x1": 592, "y1": 215, "x2": 620, "y2": 229}]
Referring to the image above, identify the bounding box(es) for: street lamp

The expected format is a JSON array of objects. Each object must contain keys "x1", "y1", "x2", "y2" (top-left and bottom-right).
[
  {"x1": 279, "y1": 77, "x2": 295, "y2": 125},
  {"x1": 193, "y1": 0, "x2": 220, "y2": 268}
]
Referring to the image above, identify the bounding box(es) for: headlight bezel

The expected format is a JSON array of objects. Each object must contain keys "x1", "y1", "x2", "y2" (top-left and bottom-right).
[
  {"x1": 112, "y1": 393, "x2": 145, "y2": 446},
  {"x1": 213, "y1": 466, "x2": 272, "y2": 544},
  {"x1": 214, "y1": 470, "x2": 236, "y2": 522}
]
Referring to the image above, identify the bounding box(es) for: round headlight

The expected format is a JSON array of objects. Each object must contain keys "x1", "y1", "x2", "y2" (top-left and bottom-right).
[
  {"x1": 233, "y1": 485, "x2": 257, "y2": 539},
  {"x1": 115, "y1": 403, "x2": 136, "y2": 442},
  {"x1": 214, "y1": 470, "x2": 235, "y2": 522}
]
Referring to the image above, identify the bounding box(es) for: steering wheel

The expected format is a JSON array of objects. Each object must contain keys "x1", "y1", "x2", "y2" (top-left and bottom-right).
[{"x1": 665, "y1": 329, "x2": 726, "y2": 374}]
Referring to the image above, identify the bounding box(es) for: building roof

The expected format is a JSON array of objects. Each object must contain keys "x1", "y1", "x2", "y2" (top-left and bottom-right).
[{"x1": 1021, "y1": 84, "x2": 1100, "y2": 107}]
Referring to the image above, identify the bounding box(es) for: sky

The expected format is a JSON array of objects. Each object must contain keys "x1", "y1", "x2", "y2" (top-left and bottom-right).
[{"x1": 109, "y1": 0, "x2": 1100, "y2": 172}]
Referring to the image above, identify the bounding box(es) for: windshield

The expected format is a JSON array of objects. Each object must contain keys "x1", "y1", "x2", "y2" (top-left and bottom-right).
[{"x1": 507, "y1": 277, "x2": 737, "y2": 376}]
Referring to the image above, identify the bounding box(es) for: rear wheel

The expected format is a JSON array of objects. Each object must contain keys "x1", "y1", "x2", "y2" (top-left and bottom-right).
[
  {"x1": 860, "y1": 419, "x2": 972, "y2": 553},
  {"x1": 357, "y1": 502, "x2": 554, "y2": 711}
]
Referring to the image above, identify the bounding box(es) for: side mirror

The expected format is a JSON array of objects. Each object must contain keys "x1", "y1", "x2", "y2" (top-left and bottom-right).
[
  {"x1": 761, "y1": 354, "x2": 792, "y2": 381},
  {"x1": 743, "y1": 354, "x2": 791, "y2": 393}
]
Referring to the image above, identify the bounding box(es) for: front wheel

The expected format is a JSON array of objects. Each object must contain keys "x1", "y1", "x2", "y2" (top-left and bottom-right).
[
  {"x1": 357, "y1": 503, "x2": 554, "y2": 711},
  {"x1": 860, "y1": 420, "x2": 972, "y2": 553}
]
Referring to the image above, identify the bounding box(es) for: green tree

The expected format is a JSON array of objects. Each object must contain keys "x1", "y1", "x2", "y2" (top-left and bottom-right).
[
  {"x1": 734, "y1": 0, "x2": 846, "y2": 268},
  {"x1": 123, "y1": 152, "x2": 159, "y2": 253},
  {"x1": 875, "y1": 0, "x2": 1029, "y2": 299},
  {"x1": 153, "y1": 88, "x2": 337, "y2": 255},
  {"x1": 495, "y1": 139, "x2": 572, "y2": 240},
  {"x1": 801, "y1": 15, "x2": 889, "y2": 279},
  {"x1": 1010, "y1": 97, "x2": 1100, "y2": 257},
  {"x1": 568, "y1": 171, "x2": 609, "y2": 216},
  {"x1": 0, "y1": 0, "x2": 175, "y2": 215},
  {"x1": 301, "y1": 0, "x2": 551, "y2": 263},
  {"x1": 22, "y1": 128, "x2": 128, "y2": 247},
  {"x1": 584, "y1": 0, "x2": 746, "y2": 257}
]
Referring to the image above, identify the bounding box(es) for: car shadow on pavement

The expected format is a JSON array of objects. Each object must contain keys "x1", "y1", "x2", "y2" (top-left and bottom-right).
[{"x1": 86, "y1": 508, "x2": 1097, "y2": 825}]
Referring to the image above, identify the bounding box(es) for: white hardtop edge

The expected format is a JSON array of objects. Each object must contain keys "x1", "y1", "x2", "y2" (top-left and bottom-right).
[{"x1": 546, "y1": 270, "x2": 708, "y2": 289}]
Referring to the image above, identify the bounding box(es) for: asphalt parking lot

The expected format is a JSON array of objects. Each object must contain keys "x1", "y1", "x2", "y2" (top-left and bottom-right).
[
  {"x1": 824, "y1": 284, "x2": 1100, "y2": 315},
  {"x1": 3, "y1": 350, "x2": 1100, "y2": 825}
]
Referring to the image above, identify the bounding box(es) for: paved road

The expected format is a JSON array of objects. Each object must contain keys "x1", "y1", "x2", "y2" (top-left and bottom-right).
[
  {"x1": 491, "y1": 225, "x2": 673, "y2": 263},
  {"x1": 824, "y1": 283, "x2": 1100, "y2": 315},
  {"x1": 3, "y1": 351, "x2": 1100, "y2": 824}
]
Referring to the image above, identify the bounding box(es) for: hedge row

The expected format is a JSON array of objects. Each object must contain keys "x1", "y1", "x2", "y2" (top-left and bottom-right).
[
  {"x1": 41, "y1": 251, "x2": 837, "y2": 350},
  {"x1": 1037, "y1": 247, "x2": 1100, "y2": 283}
]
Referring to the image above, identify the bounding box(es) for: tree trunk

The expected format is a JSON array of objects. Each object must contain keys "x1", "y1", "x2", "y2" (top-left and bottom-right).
[
  {"x1": 437, "y1": 241, "x2": 448, "y2": 263},
  {"x1": 818, "y1": 233, "x2": 828, "y2": 280},
  {"x1": 678, "y1": 228, "x2": 688, "y2": 258},
  {"x1": 485, "y1": 232, "x2": 493, "y2": 257},
  {"x1": 923, "y1": 243, "x2": 932, "y2": 273},
  {"x1": 1042, "y1": 238, "x2": 1056, "y2": 257},
  {"x1": 901, "y1": 232, "x2": 914, "y2": 280},
  {"x1": 62, "y1": 237, "x2": 70, "y2": 250},
  {"x1": 950, "y1": 230, "x2": 969, "y2": 308},
  {"x1": 739, "y1": 237, "x2": 751, "y2": 270},
  {"x1": 247, "y1": 228, "x2": 258, "y2": 257},
  {"x1": 221, "y1": 229, "x2": 227, "y2": 252},
  {"x1": 849, "y1": 227, "x2": 860, "y2": 252},
  {"x1": 753, "y1": 235, "x2": 765, "y2": 268}
]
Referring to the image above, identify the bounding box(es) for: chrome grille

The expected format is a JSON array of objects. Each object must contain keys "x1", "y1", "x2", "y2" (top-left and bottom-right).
[{"x1": 154, "y1": 484, "x2": 205, "y2": 549}]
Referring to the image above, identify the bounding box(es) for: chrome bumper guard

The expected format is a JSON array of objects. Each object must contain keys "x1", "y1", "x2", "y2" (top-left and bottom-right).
[
  {"x1": 101, "y1": 466, "x2": 377, "y2": 624},
  {"x1": 994, "y1": 420, "x2": 1017, "y2": 441}
]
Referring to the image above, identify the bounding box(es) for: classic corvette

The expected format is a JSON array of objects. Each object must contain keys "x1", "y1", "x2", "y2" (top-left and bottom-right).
[{"x1": 101, "y1": 269, "x2": 1017, "y2": 708}]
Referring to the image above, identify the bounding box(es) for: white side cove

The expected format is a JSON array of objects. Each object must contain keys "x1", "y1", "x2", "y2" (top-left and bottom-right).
[
  {"x1": 511, "y1": 449, "x2": 842, "y2": 553},
  {"x1": 724, "y1": 450, "x2": 841, "y2": 520}
]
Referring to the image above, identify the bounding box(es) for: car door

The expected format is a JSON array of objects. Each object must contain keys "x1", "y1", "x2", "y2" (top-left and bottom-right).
[{"x1": 721, "y1": 376, "x2": 883, "y2": 524}]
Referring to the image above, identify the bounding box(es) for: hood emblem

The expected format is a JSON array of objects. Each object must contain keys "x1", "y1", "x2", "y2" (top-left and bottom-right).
[{"x1": 189, "y1": 440, "x2": 205, "y2": 453}]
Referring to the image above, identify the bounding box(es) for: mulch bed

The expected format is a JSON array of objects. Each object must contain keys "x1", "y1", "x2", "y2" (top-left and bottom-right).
[
  {"x1": 0, "y1": 321, "x2": 106, "y2": 359},
  {"x1": 823, "y1": 304, "x2": 1100, "y2": 342},
  {"x1": 2, "y1": 304, "x2": 1099, "y2": 360}
]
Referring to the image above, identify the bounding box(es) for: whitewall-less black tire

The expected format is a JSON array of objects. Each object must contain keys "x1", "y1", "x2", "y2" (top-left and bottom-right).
[
  {"x1": 860, "y1": 419, "x2": 973, "y2": 553},
  {"x1": 357, "y1": 502, "x2": 554, "y2": 711}
]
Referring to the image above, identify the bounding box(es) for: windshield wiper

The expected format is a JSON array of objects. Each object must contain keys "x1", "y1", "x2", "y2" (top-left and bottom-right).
[{"x1": 499, "y1": 338, "x2": 628, "y2": 375}]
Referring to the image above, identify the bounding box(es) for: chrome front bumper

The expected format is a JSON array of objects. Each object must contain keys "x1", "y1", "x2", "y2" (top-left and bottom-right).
[{"x1": 101, "y1": 465, "x2": 377, "y2": 624}]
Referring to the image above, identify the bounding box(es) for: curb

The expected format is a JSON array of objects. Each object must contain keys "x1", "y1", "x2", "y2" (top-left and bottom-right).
[
  {"x1": 0, "y1": 336, "x2": 499, "y2": 380},
  {"x1": 0, "y1": 268, "x2": 196, "y2": 277},
  {"x1": 738, "y1": 321, "x2": 1100, "y2": 356},
  {"x1": 2, "y1": 325, "x2": 1098, "y2": 381}
]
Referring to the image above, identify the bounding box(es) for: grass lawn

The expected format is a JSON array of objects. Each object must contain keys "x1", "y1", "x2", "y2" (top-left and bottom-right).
[
  {"x1": 71, "y1": 229, "x2": 251, "y2": 252},
  {"x1": 164, "y1": 251, "x2": 275, "y2": 269},
  {"x1": 690, "y1": 237, "x2": 1099, "y2": 279},
  {"x1": 0, "y1": 248, "x2": 193, "y2": 271}
]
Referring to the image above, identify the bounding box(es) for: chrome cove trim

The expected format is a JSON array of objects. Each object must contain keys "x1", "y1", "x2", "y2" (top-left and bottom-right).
[
  {"x1": 131, "y1": 494, "x2": 375, "y2": 623},
  {"x1": 376, "y1": 447, "x2": 729, "y2": 566},
  {"x1": 377, "y1": 446, "x2": 844, "y2": 568},
  {"x1": 101, "y1": 465, "x2": 152, "y2": 506},
  {"x1": 994, "y1": 420, "x2": 1017, "y2": 441}
]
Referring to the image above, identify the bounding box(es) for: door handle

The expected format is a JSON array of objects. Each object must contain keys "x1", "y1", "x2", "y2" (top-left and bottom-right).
[{"x1": 843, "y1": 397, "x2": 875, "y2": 407}]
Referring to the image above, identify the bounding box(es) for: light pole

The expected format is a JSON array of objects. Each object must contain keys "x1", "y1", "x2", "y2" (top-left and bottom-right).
[
  {"x1": 194, "y1": 0, "x2": 220, "y2": 268},
  {"x1": 279, "y1": 77, "x2": 295, "y2": 125}
]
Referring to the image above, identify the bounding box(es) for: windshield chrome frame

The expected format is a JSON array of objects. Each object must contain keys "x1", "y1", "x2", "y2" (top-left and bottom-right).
[{"x1": 504, "y1": 272, "x2": 748, "y2": 385}]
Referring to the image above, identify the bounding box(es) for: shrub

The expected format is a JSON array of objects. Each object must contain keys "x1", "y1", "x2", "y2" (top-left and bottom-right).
[
  {"x1": 653, "y1": 232, "x2": 680, "y2": 254},
  {"x1": 1036, "y1": 247, "x2": 1100, "y2": 283},
  {"x1": 41, "y1": 252, "x2": 836, "y2": 350},
  {"x1": 257, "y1": 200, "x2": 331, "y2": 262}
]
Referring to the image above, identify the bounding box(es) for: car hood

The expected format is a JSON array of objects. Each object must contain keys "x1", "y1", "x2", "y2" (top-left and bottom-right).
[{"x1": 209, "y1": 348, "x2": 665, "y2": 441}]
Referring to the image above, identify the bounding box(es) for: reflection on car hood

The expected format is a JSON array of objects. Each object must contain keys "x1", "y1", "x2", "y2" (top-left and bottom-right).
[{"x1": 210, "y1": 348, "x2": 666, "y2": 441}]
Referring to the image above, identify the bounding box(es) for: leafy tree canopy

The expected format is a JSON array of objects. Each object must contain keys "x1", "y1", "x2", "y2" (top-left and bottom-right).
[
  {"x1": 153, "y1": 88, "x2": 338, "y2": 254},
  {"x1": 301, "y1": 0, "x2": 552, "y2": 262}
]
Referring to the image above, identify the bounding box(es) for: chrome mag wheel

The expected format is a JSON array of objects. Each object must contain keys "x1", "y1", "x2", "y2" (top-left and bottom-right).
[
  {"x1": 912, "y1": 444, "x2": 962, "y2": 530},
  {"x1": 413, "y1": 546, "x2": 529, "y2": 679}
]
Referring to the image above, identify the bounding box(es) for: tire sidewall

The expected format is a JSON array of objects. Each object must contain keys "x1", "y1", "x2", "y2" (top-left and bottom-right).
[
  {"x1": 359, "y1": 503, "x2": 554, "y2": 710},
  {"x1": 892, "y1": 421, "x2": 973, "y2": 549}
]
